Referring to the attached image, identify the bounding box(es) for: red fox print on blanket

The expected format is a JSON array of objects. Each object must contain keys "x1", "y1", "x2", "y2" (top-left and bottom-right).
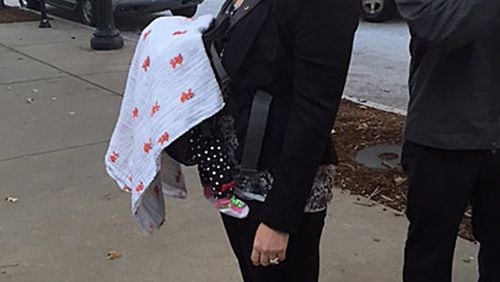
[
  {"x1": 173, "y1": 30, "x2": 187, "y2": 36},
  {"x1": 180, "y1": 89, "x2": 194, "y2": 103},
  {"x1": 170, "y1": 54, "x2": 184, "y2": 69},
  {"x1": 143, "y1": 138, "x2": 153, "y2": 153},
  {"x1": 110, "y1": 151, "x2": 120, "y2": 163},
  {"x1": 142, "y1": 56, "x2": 151, "y2": 72},
  {"x1": 151, "y1": 101, "x2": 161, "y2": 117},
  {"x1": 143, "y1": 30, "x2": 152, "y2": 41},
  {"x1": 157, "y1": 132, "x2": 170, "y2": 145},
  {"x1": 135, "y1": 181, "x2": 144, "y2": 193}
]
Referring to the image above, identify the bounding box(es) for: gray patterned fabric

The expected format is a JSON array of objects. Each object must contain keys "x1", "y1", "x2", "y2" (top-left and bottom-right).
[{"x1": 304, "y1": 165, "x2": 335, "y2": 213}]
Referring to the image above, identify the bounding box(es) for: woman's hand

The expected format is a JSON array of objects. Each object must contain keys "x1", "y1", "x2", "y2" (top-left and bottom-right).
[{"x1": 251, "y1": 223, "x2": 290, "y2": 267}]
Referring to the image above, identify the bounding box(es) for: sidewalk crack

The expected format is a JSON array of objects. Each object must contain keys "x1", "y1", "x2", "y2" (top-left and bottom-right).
[
  {"x1": 0, "y1": 42, "x2": 123, "y2": 97},
  {"x1": 0, "y1": 75, "x2": 69, "y2": 86},
  {"x1": 0, "y1": 140, "x2": 110, "y2": 164}
]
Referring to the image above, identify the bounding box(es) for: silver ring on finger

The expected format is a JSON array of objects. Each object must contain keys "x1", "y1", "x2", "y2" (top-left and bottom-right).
[{"x1": 269, "y1": 257, "x2": 280, "y2": 265}]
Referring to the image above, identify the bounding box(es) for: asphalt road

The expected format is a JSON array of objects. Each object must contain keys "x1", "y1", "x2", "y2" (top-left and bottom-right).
[
  {"x1": 347, "y1": 19, "x2": 410, "y2": 113},
  {"x1": 5, "y1": 0, "x2": 411, "y2": 112}
]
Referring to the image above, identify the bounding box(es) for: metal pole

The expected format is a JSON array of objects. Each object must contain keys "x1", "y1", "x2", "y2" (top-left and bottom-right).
[
  {"x1": 39, "y1": 0, "x2": 51, "y2": 28},
  {"x1": 90, "y1": 0, "x2": 123, "y2": 50}
]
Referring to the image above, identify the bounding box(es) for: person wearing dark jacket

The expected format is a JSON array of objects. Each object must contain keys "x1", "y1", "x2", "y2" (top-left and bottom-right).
[
  {"x1": 207, "y1": 0, "x2": 358, "y2": 281},
  {"x1": 395, "y1": 0, "x2": 500, "y2": 281}
]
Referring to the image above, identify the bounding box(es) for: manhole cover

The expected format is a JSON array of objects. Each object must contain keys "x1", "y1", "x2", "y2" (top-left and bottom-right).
[{"x1": 356, "y1": 144, "x2": 402, "y2": 170}]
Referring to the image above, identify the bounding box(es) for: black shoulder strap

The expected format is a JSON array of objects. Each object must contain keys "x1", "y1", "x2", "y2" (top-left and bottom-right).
[
  {"x1": 204, "y1": 0, "x2": 272, "y2": 172},
  {"x1": 202, "y1": 12, "x2": 231, "y2": 88},
  {"x1": 209, "y1": 44, "x2": 231, "y2": 94},
  {"x1": 240, "y1": 90, "x2": 273, "y2": 172},
  {"x1": 218, "y1": 0, "x2": 233, "y2": 17}
]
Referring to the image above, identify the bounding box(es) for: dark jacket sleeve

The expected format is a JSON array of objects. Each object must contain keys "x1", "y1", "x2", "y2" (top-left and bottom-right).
[
  {"x1": 395, "y1": 0, "x2": 500, "y2": 49},
  {"x1": 260, "y1": 0, "x2": 358, "y2": 234}
]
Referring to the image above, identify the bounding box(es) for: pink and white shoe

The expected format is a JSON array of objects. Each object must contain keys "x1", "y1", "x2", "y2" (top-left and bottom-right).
[{"x1": 214, "y1": 195, "x2": 249, "y2": 219}]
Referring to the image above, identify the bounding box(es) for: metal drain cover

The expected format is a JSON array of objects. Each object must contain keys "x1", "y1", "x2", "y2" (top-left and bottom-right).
[{"x1": 356, "y1": 144, "x2": 402, "y2": 170}]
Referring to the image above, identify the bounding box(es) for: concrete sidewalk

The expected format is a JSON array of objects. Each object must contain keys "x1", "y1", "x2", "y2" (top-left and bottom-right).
[{"x1": 0, "y1": 17, "x2": 479, "y2": 282}]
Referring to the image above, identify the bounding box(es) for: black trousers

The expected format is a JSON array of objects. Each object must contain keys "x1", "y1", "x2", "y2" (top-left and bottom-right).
[
  {"x1": 221, "y1": 201, "x2": 326, "y2": 282},
  {"x1": 401, "y1": 141, "x2": 500, "y2": 282}
]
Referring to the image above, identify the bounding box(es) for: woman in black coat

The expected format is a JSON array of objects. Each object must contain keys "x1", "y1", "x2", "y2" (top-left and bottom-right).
[{"x1": 209, "y1": 0, "x2": 359, "y2": 280}]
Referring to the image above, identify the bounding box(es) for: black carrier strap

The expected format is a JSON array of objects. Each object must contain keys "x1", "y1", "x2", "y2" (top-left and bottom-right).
[
  {"x1": 203, "y1": 2, "x2": 273, "y2": 172},
  {"x1": 209, "y1": 44, "x2": 230, "y2": 90},
  {"x1": 240, "y1": 90, "x2": 273, "y2": 173}
]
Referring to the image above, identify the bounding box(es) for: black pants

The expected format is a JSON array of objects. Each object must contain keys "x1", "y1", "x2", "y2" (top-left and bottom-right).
[
  {"x1": 401, "y1": 141, "x2": 500, "y2": 282},
  {"x1": 221, "y1": 201, "x2": 326, "y2": 282}
]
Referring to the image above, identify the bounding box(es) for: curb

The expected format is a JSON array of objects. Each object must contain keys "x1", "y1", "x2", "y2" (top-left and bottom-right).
[{"x1": 344, "y1": 95, "x2": 407, "y2": 116}]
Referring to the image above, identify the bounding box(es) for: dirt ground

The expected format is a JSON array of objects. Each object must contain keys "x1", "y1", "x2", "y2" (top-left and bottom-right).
[
  {"x1": 334, "y1": 99, "x2": 474, "y2": 241},
  {"x1": 0, "y1": 5, "x2": 39, "y2": 23}
]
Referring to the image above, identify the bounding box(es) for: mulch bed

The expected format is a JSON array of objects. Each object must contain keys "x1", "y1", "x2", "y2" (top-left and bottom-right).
[
  {"x1": 0, "y1": 6, "x2": 40, "y2": 23},
  {"x1": 333, "y1": 99, "x2": 474, "y2": 241}
]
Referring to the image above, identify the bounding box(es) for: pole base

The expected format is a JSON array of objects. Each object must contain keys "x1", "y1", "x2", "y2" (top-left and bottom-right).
[
  {"x1": 39, "y1": 19, "x2": 51, "y2": 28},
  {"x1": 90, "y1": 34, "x2": 124, "y2": 50}
]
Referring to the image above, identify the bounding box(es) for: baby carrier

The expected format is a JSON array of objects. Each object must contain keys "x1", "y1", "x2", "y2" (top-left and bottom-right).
[{"x1": 166, "y1": 0, "x2": 273, "y2": 201}]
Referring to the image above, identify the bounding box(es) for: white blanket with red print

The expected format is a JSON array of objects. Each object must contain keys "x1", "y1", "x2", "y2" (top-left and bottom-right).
[{"x1": 105, "y1": 15, "x2": 224, "y2": 234}]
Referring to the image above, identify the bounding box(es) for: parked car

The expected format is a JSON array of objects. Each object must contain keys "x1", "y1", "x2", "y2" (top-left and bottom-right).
[
  {"x1": 360, "y1": 0, "x2": 397, "y2": 23},
  {"x1": 26, "y1": 0, "x2": 204, "y2": 26}
]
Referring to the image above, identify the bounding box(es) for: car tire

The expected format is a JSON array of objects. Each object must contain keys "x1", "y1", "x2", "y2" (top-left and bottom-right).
[
  {"x1": 25, "y1": 0, "x2": 40, "y2": 10},
  {"x1": 361, "y1": 0, "x2": 396, "y2": 23},
  {"x1": 171, "y1": 5, "x2": 198, "y2": 18},
  {"x1": 79, "y1": 0, "x2": 95, "y2": 26}
]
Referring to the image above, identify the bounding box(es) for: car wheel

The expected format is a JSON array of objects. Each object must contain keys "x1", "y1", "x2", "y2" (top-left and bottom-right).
[
  {"x1": 361, "y1": 0, "x2": 396, "y2": 23},
  {"x1": 171, "y1": 5, "x2": 198, "y2": 18},
  {"x1": 25, "y1": 0, "x2": 40, "y2": 10},
  {"x1": 79, "y1": 0, "x2": 95, "y2": 26}
]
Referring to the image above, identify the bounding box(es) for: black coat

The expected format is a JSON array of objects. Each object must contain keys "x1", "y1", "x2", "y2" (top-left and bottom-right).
[
  {"x1": 396, "y1": 0, "x2": 500, "y2": 150},
  {"x1": 219, "y1": 0, "x2": 358, "y2": 233}
]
